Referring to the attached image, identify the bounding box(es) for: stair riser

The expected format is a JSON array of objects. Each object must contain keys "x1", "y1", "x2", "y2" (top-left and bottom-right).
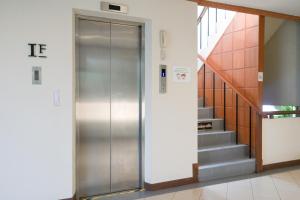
[
  {"x1": 199, "y1": 160, "x2": 256, "y2": 182},
  {"x1": 198, "y1": 146, "x2": 249, "y2": 165},
  {"x1": 198, "y1": 132, "x2": 236, "y2": 148},
  {"x1": 198, "y1": 97, "x2": 204, "y2": 107},
  {"x1": 198, "y1": 108, "x2": 213, "y2": 119},
  {"x1": 198, "y1": 120, "x2": 223, "y2": 132}
]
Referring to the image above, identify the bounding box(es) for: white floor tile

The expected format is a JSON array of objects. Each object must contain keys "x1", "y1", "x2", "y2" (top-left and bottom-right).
[
  {"x1": 289, "y1": 169, "x2": 300, "y2": 187},
  {"x1": 272, "y1": 172, "x2": 300, "y2": 200},
  {"x1": 227, "y1": 179, "x2": 253, "y2": 200},
  {"x1": 251, "y1": 176, "x2": 280, "y2": 200},
  {"x1": 199, "y1": 183, "x2": 228, "y2": 200},
  {"x1": 143, "y1": 193, "x2": 175, "y2": 200},
  {"x1": 173, "y1": 188, "x2": 201, "y2": 200}
]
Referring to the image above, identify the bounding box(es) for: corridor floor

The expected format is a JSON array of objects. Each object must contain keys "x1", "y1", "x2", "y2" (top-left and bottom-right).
[{"x1": 96, "y1": 166, "x2": 300, "y2": 200}]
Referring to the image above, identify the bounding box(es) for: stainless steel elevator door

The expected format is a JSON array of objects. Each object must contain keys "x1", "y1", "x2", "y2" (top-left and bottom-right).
[
  {"x1": 110, "y1": 23, "x2": 141, "y2": 192},
  {"x1": 77, "y1": 19, "x2": 111, "y2": 197},
  {"x1": 76, "y1": 19, "x2": 141, "y2": 198}
]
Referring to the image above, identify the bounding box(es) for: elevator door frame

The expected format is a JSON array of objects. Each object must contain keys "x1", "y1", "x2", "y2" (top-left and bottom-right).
[{"x1": 75, "y1": 15, "x2": 145, "y2": 198}]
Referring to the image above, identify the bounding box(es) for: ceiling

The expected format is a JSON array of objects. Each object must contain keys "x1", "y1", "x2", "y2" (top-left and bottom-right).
[{"x1": 207, "y1": 0, "x2": 300, "y2": 16}]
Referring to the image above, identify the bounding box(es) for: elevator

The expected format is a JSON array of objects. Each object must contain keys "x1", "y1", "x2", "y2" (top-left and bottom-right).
[{"x1": 75, "y1": 16, "x2": 144, "y2": 199}]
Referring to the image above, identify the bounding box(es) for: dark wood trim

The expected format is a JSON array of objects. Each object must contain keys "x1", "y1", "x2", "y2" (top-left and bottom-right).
[
  {"x1": 192, "y1": 163, "x2": 199, "y2": 182},
  {"x1": 263, "y1": 159, "x2": 300, "y2": 171},
  {"x1": 203, "y1": 64, "x2": 206, "y2": 107},
  {"x1": 144, "y1": 163, "x2": 199, "y2": 191},
  {"x1": 249, "y1": 106, "x2": 252, "y2": 158},
  {"x1": 255, "y1": 15, "x2": 264, "y2": 173},
  {"x1": 258, "y1": 16, "x2": 265, "y2": 109},
  {"x1": 212, "y1": 72, "x2": 215, "y2": 118},
  {"x1": 255, "y1": 112, "x2": 263, "y2": 172},
  {"x1": 223, "y1": 82, "x2": 226, "y2": 131},
  {"x1": 235, "y1": 94, "x2": 238, "y2": 144},
  {"x1": 192, "y1": 0, "x2": 300, "y2": 21}
]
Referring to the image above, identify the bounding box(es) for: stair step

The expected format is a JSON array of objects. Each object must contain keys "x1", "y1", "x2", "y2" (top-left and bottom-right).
[
  {"x1": 198, "y1": 118, "x2": 224, "y2": 131},
  {"x1": 198, "y1": 97, "x2": 204, "y2": 108},
  {"x1": 198, "y1": 131, "x2": 236, "y2": 148},
  {"x1": 198, "y1": 158, "x2": 256, "y2": 182},
  {"x1": 198, "y1": 144, "x2": 249, "y2": 165},
  {"x1": 198, "y1": 107, "x2": 213, "y2": 119}
]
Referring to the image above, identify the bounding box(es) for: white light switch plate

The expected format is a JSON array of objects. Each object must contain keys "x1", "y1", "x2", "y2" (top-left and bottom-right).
[
  {"x1": 258, "y1": 72, "x2": 263, "y2": 82},
  {"x1": 53, "y1": 90, "x2": 61, "y2": 106}
]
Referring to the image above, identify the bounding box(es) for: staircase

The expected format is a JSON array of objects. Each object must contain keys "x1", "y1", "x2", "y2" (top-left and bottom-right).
[{"x1": 197, "y1": 97, "x2": 256, "y2": 182}]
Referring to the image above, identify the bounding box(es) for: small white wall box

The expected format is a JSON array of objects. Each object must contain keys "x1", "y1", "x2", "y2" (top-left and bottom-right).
[
  {"x1": 32, "y1": 66, "x2": 42, "y2": 85},
  {"x1": 258, "y1": 72, "x2": 263, "y2": 82},
  {"x1": 53, "y1": 90, "x2": 61, "y2": 106},
  {"x1": 101, "y1": 2, "x2": 128, "y2": 14}
]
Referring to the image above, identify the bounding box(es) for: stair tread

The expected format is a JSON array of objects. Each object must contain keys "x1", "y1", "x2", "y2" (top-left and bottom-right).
[
  {"x1": 199, "y1": 158, "x2": 255, "y2": 169},
  {"x1": 198, "y1": 144, "x2": 247, "y2": 152},
  {"x1": 197, "y1": 130, "x2": 234, "y2": 135}
]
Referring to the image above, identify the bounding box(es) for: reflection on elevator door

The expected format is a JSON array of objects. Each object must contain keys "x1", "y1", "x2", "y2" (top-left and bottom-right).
[{"x1": 76, "y1": 18, "x2": 142, "y2": 198}]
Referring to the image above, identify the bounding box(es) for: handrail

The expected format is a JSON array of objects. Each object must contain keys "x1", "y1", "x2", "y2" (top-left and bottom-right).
[
  {"x1": 197, "y1": 7, "x2": 208, "y2": 24},
  {"x1": 263, "y1": 110, "x2": 300, "y2": 118},
  {"x1": 198, "y1": 54, "x2": 263, "y2": 115},
  {"x1": 198, "y1": 55, "x2": 300, "y2": 119}
]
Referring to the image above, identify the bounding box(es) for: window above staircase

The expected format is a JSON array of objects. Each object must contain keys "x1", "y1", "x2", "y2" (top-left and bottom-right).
[{"x1": 197, "y1": 6, "x2": 235, "y2": 70}]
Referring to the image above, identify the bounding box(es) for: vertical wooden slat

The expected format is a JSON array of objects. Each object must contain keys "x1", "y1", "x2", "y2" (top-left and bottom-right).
[
  {"x1": 249, "y1": 106, "x2": 252, "y2": 158},
  {"x1": 256, "y1": 15, "x2": 265, "y2": 172},
  {"x1": 213, "y1": 72, "x2": 216, "y2": 118},
  {"x1": 203, "y1": 64, "x2": 206, "y2": 107},
  {"x1": 223, "y1": 82, "x2": 226, "y2": 131},
  {"x1": 256, "y1": 112, "x2": 263, "y2": 172},
  {"x1": 236, "y1": 94, "x2": 238, "y2": 144}
]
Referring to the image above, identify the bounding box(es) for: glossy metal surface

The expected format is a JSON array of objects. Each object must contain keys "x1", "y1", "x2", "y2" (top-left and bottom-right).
[
  {"x1": 110, "y1": 23, "x2": 141, "y2": 192},
  {"x1": 77, "y1": 19, "x2": 111, "y2": 197},
  {"x1": 76, "y1": 18, "x2": 142, "y2": 198}
]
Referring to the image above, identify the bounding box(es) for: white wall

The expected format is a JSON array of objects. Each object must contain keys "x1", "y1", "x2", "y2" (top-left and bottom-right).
[
  {"x1": 264, "y1": 19, "x2": 300, "y2": 106},
  {"x1": 262, "y1": 118, "x2": 300, "y2": 165},
  {"x1": 264, "y1": 16, "x2": 284, "y2": 44},
  {"x1": 0, "y1": 0, "x2": 198, "y2": 199}
]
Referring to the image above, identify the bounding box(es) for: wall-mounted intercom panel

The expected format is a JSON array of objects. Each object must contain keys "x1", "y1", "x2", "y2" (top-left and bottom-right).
[
  {"x1": 159, "y1": 65, "x2": 167, "y2": 94},
  {"x1": 101, "y1": 2, "x2": 128, "y2": 14},
  {"x1": 160, "y1": 30, "x2": 167, "y2": 60},
  {"x1": 160, "y1": 30, "x2": 167, "y2": 48},
  {"x1": 32, "y1": 66, "x2": 42, "y2": 85}
]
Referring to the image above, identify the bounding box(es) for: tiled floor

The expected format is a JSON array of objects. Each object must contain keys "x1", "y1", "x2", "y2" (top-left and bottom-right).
[
  {"x1": 95, "y1": 166, "x2": 300, "y2": 200},
  {"x1": 140, "y1": 168, "x2": 300, "y2": 200}
]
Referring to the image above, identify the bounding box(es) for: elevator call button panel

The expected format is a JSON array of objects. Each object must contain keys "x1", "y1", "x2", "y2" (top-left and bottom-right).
[{"x1": 159, "y1": 65, "x2": 167, "y2": 94}]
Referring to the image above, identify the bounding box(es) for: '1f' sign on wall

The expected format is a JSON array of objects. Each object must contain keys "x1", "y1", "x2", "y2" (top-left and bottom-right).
[{"x1": 28, "y1": 43, "x2": 47, "y2": 58}]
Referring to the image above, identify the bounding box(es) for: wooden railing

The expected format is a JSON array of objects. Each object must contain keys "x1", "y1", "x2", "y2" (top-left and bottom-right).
[{"x1": 198, "y1": 55, "x2": 262, "y2": 115}]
